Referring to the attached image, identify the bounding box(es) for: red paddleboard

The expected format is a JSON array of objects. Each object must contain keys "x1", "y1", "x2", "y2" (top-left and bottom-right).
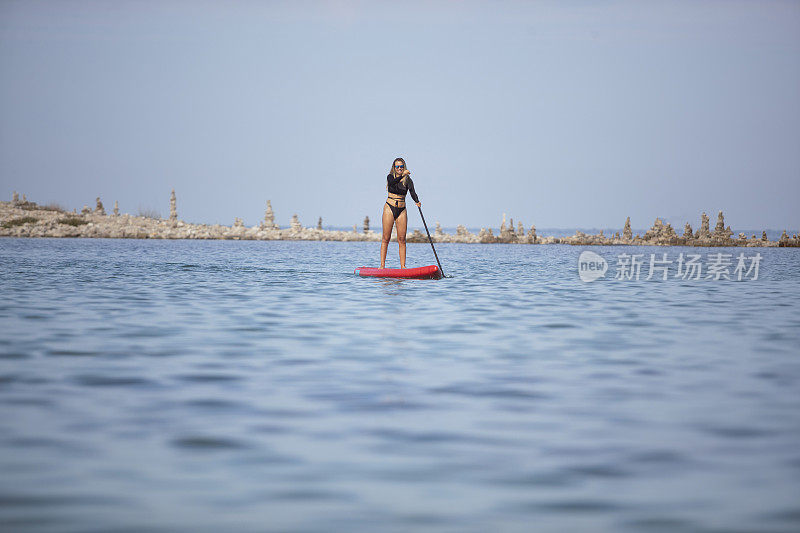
[{"x1": 355, "y1": 265, "x2": 441, "y2": 279}]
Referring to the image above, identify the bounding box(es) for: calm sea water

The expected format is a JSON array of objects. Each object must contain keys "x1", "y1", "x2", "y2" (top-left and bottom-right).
[{"x1": 1, "y1": 238, "x2": 799, "y2": 533}]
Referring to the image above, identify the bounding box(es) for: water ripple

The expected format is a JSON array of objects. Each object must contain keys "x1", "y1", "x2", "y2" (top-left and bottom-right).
[{"x1": 0, "y1": 239, "x2": 798, "y2": 533}]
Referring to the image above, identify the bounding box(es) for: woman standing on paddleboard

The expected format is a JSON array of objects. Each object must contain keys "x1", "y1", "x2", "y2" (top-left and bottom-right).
[{"x1": 381, "y1": 157, "x2": 421, "y2": 269}]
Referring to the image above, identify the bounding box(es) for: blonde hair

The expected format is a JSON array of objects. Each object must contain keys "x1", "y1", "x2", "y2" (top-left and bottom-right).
[{"x1": 389, "y1": 157, "x2": 409, "y2": 187}]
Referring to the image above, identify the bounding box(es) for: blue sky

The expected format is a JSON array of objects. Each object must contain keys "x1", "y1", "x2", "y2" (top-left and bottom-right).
[{"x1": 1, "y1": 0, "x2": 798, "y2": 231}]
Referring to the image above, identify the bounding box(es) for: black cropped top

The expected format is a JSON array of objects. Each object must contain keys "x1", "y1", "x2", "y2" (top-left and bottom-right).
[{"x1": 387, "y1": 174, "x2": 419, "y2": 203}]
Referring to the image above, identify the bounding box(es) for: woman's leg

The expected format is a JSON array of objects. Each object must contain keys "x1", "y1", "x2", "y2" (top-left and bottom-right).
[
  {"x1": 380, "y1": 203, "x2": 394, "y2": 269},
  {"x1": 396, "y1": 208, "x2": 408, "y2": 268}
]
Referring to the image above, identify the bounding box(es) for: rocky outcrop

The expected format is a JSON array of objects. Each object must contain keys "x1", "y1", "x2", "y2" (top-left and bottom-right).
[
  {"x1": 545, "y1": 210, "x2": 787, "y2": 247},
  {"x1": 714, "y1": 210, "x2": 725, "y2": 236},
  {"x1": 263, "y1": 200, "x2": 278, "y2": 229},
  {"x1": 641, "y1": 217, "x2": 679, "y2": 245},
  {"x1": 291, "y1": 214, "x2": 301, "y2": 232},
  {"x1": 113, "y1": 201, "x2": 119, "y2": 216},
  {"x1": 478, "y1": 228, "x2": 496, "y2": 243},
  {"x1": 698, "y1": 212, "x2": 711, "y2": 239},
  {"x1": 712, "y1": 211, "x2": 734, "y2": 243},
  {"x1": 527, "y1": 225, "x2": 537, "y2": 244},
  {"x1": 623, "y1": 217, "x2": 632, "y2": 241},
  {"x1": 499, "y1": 214, "x2": 516, "y2": 242},
  {"x1": 363, "y1": 216, "x2": 369, "y2": 234},
  {"x1": 408, "y1": 229, "x2": 426, "y2": 243},
  {"x1": 95, "y1": 197, "x2": 105, "y2": 216},
  {"x1": 776, "y1": 230, "x2": 800, "y2": 247},
  {"x1": 169, "y1": 190, "x2": 177, "y2": 222},
  {"x1": 1, "y1": 197, "x2": 792, "y2": 246}
]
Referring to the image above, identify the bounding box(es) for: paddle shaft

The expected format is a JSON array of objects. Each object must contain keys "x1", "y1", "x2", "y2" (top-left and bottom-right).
[{"x1": 417, "y1": 205, "x2": 445, "y2": 278}]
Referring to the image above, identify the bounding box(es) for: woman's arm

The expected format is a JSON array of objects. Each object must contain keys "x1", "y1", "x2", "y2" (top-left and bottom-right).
[{"x1": 407, "y1": 178, "x2": 420, "y2": 204}]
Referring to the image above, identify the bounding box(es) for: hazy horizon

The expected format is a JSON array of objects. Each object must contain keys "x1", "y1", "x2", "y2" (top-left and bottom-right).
[{"x1": 1, "y1": 1, "x2": 798, "y2": 230}]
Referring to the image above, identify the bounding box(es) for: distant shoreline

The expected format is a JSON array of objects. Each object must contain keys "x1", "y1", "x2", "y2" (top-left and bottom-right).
[{"x1": 2, "y1": 194, "x2": 798, "y2": 247}]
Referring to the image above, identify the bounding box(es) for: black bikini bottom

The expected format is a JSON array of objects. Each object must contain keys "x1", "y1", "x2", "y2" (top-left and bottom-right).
[{"x1": 386, "y1": 201, "x2": 406, "y2": 220}]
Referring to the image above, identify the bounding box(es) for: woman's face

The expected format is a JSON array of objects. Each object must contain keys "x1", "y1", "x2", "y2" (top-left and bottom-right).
[{"x1": 394, "y1": 161, "x2": 404, "y2": 172}]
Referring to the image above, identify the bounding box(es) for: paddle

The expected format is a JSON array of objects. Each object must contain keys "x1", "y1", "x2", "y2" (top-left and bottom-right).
[{"x1": 416, "y1": 204, "x2": 445, "y2": 278}]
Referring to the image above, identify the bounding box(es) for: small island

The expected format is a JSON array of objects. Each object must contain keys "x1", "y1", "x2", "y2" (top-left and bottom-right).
[{"x1": 2, "y1": 190, "x2": 798, "y2": 247}]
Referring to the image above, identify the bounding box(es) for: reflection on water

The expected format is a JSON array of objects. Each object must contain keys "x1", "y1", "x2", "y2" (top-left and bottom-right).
[{"x1": 1, "y1": 238, "x2": 799, "y2": 532}]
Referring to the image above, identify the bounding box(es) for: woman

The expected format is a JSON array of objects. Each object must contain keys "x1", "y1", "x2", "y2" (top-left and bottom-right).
[{"x1": 381, "y1": 157, "x2": 421, "y2": 269}]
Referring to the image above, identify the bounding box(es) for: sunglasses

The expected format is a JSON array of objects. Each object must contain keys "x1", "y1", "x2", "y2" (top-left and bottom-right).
[{"x1": 395, "y1": 164, "x2": 404, "y2": 169}]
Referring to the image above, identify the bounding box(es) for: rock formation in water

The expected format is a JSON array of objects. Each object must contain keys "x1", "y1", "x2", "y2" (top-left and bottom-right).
[
  {"x1": 498, "y1": 214, "x2": 516, "y2": 242},
  {"x1": 623, "y1": 217, "x2": 632, "y2": 241},
  {"x1": 714, "y1": 211, "x2": 725, "y2": 236},
  {"x1": 262, "y1": 201, "x2": 278, "y2": 229},
  {"x1": 363, "y1": 216, "x2": 369, "y2": 234},
  {"x1": 95, "y1": 197, "x2": 105, "y2": 215},
  {"x1": 317, "y1": 217, "x2": 322, "y2": 230},
  {"x1": 698, "y1": 212, "x2": 711, "y2": 239},
  {"x1": 777, "y1": 230, "x2": 800, "y2": 247},
  {"x1": 1, "y1": 196, "x2": 792, "y2": 246},
  {"x1": 409, "y1": 229, "x2": 425, "y2": 243},
  {"x1": 708, "y1": 211, "x2": 733, "y2": 243},
  {"x1": 642, "y1": 218, "x2": 678, "y2": 245},
  {"x1": 291, "y1": 214, "x2": 301, "y2": 232},
  {"x1": 169, "y1": 190, "x2": 177, "y2": 222},
  {"x1": 435, "y1": 222, "x2": 443, "y2": 237},
  {"x1": 724, "y1": 225, "x2": 733, "y2": 240},
  {"x1": 478, "y1": 228, "x2": 496, "y2": 243},
  {"x1": 113, "y1": 201, "x2": 119, "y2": 216},
  {"x1": 527, "y1": 225, "x2": 537, "y2": 244}
]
